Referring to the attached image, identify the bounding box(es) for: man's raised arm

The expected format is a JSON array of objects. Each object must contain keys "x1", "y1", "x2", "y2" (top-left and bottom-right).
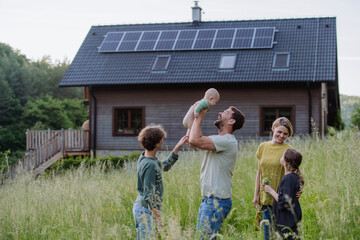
[{"x1": 189, "y1": 109, "x2": 216, "y2": 151}]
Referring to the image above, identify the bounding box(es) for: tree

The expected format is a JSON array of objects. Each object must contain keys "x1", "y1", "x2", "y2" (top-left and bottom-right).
[
  {"x1": 0, "y1": 42, "x2": 86, "y2": 160},
  {"x1": 351, "y1": 104, "x2": 360, "y2": 129},
  {"x1": 22, "y1": 95, "x2": 88, "y2": 130}
]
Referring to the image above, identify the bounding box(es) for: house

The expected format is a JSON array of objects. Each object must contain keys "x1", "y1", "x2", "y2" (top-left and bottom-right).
[{"x1": 60, "y1": 2, "x2": 340, "y2": 156}]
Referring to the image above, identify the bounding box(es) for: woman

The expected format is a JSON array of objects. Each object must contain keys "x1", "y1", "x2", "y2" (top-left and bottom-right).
[
  {"x1": 253, "y1": 117, "x2": 293, "y2": 240},
  {"x1": 132, "y1": 124, "x2": 188, "y2": 239}
]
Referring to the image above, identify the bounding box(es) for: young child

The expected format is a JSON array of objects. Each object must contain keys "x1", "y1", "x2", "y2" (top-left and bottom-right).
[
  {"x1": 132, "y1": 125, "x2": 188, "y2": 239},
  {"x1": 264, "y1": 148, "x2": 304, "y2": 240},
  {"x1": 183, "y1": 88, "x2": 220, "y2": 147}
]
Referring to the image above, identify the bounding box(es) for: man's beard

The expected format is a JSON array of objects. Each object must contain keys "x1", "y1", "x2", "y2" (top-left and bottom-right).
[{"x1": 214, "y1": 119, "x2": 223, "y2": 129}]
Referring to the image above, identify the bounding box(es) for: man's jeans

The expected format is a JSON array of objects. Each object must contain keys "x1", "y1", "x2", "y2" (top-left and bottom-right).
[
  {"x1": 196, "y1": 197, "x2": 232, "y2": 239},
  {"x1": 133, "y1": 202, "x2": 156, "y2": 240}
]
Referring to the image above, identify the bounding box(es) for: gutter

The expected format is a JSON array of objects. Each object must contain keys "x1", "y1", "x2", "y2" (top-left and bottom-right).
[{"x1": 89, "y1": 86, "x2": 97, "y2": 157}]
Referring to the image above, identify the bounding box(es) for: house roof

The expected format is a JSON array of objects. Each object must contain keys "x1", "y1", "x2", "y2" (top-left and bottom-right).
[{"x1": 60, "y1": 17, "x2": 337, "y2": 87}]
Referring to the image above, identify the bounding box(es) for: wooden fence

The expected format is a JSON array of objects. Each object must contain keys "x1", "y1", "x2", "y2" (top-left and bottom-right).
[{"x1": 9, "y1": 128, "x2": 89, "y2": 178}]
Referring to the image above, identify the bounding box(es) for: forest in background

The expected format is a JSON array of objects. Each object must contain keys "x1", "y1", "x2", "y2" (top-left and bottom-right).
[
  {"x1": 0, "y1": 42, "x2": 88, "y2": 165},
  {"x1": 340, "y1": 94, "x2": 360, "y2": 128}
]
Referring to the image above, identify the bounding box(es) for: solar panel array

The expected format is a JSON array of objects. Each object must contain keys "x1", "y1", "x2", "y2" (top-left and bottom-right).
[{"x1": 99, "y1": 27, "x2": 276, "y2": 52}]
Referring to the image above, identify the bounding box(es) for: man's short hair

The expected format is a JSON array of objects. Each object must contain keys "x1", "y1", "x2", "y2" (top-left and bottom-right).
[
  {"x1": 230, "y1": 106, "x2": 245, "y2": 132},
  {"x1": 138, "y1": 124, "x2": 167, "y2": 151}
]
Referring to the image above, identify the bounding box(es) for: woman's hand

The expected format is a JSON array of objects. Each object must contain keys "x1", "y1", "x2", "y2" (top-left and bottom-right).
[
  {"x1": 264, "y1": 185, "x2": 273, "y2": 194},
  {"x1": 296, "y1": 188, "x2": 303, "y2": 198},
  {"x1": 252, "y1": 195, "x2": 259, "y2": 208}
]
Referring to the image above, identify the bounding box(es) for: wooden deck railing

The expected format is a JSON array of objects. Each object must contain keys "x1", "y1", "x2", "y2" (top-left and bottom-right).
[
  {"x1": 9, "y1": 128, "x2": 89, "y2": 178},
  {"x1": 26, "y1": 128, "x2": 88, "y2": 151}
]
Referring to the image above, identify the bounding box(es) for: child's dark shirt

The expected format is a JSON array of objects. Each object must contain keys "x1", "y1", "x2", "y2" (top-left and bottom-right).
[{"x1": 272, "y1": 173, "x2": 302, "y2": 229}]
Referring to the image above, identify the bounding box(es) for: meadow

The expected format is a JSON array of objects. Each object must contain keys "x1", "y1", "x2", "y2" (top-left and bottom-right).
[{"x1": 0, "y1": 131, "x2": 359, "y2": 239}]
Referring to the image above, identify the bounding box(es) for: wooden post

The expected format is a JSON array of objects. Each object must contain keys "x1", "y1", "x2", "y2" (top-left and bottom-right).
[
  {"x1": 81, "y1": 128, "x2": 85, "y2": 150},
  {"x1": 26, "y1": 129, "x2": 29, "y2": 151},
  {"x1": 61, "y1": 128, "x2": 64, "y2": 156}
]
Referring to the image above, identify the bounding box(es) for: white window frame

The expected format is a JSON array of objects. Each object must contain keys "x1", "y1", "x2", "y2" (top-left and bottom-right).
[{"x1": 219, "y1": 54, "x2": 237, "y2": 69}]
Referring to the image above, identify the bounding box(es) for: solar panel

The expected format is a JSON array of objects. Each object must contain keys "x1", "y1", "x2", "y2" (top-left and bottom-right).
[
  {"x1": 98, "y1": 32, "x2": 125, "y2": 52},
  {"x1": 197, "y1": 29, "x2": 216, "y2": 39},
  {"x1": 252, "y1": 27, "x2": 275, "y2": 48},
  {"x1": 235, "y1": 28, "x2": 254, "y2": 38},
  {"x1": 123, "y1": 32, "x2": 142, "y2": 41},
  {"x1": 233, "y1": 38, "x2": 252, "y2": 48},
  {"x1": 118, "y1": 41, "x2": 137, "y2": 51},
  {"x1": 255, "y1": 28, "x2": 274, "y2": 37},
  {"x1": 213, "y1": 39, "x2": 232, "y2": 49},
  {"x1": 99, "y1": 42, "x2": 120, "y2": 52},
  {"x1": 217, "y1": 29, "x2": 235, "y2": 38},
  {"x1": 178, "y1": 30, "x2": 197, "y2": 39},
  {"x1": 141, "y1": 31, "x2": 160, "y2": 40},
  {"x1": 174, "y1": 40, "x2": 194, "y2": 50},
  {"x1": 98, "y1": 27, "x2": 276, "y2": 52},
  {"x1": 194, "y1": 39, "x2": 213, "y2": 49},
  {"x1": 136, "y1": 41, "x2": 156, "y2": 51},
  {"x1": 253, "y1": 37, "x2": 273, "y2": 48},
  {"x1": 159, "y1": 31, "x2": 178, "y2": 40},
  {"x1": 155, "y1": 40, "x2": 176, "y2": 50},
  {"x1": 193, "y1": 30, "x2": 216, "y2": 50},
  {"x1": 105, "y1": 32, "x2": 125, "y2": 41}
]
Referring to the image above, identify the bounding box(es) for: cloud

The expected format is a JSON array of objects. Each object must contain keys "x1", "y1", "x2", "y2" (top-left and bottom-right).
[{"x1": 339, "y1": 57, "x2": 360, "y2": 61}]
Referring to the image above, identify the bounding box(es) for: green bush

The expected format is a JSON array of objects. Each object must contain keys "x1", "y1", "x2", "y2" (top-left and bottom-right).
[{"x1": 50, "y1": 153, "x2": 141, "y2": 174}]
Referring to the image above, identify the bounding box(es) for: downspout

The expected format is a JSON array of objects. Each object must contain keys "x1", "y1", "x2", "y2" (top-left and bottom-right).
[
  {"x1": 307, "y1": 81, "x2": 312, "y2": 134},
  {"x1": 89, "y1": 86, "x2": 97, "y2": 157},
  {"x1": 308, "y1": 18, "x2": 320, "y2": 135}
]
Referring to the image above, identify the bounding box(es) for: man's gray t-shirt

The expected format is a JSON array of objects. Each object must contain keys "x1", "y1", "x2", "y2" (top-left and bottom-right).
[{"x1": 200, "y1": 134, "x2": 238, "y2": 199}]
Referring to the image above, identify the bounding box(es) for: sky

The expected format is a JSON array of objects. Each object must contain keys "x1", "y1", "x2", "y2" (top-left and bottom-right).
[{"x1": 0, "y1": 0, "x2": 359, "y2": 96}]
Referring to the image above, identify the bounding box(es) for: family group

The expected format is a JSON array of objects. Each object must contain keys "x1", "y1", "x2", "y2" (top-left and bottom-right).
[{"x1": 133, "y1": 88, "x2": 304, "y2": 240}]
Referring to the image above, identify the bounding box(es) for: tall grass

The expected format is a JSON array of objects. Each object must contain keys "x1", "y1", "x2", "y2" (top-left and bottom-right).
[{"x1": 0, "y1": 131, "x2": 359, "y2": 239}]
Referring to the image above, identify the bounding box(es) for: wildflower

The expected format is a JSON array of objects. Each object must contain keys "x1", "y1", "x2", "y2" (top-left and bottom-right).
[{"x1": 262, "y1": 177, "x2": 271, "y2": 185}]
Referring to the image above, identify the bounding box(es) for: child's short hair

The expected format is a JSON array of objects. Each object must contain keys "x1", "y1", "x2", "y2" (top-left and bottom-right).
[
  {"x1": 272, "y1": 117, "x2": 293, "y2": 137},
  {"x1": 138, "y1": 124, "x2": 167, "y2": 151}
]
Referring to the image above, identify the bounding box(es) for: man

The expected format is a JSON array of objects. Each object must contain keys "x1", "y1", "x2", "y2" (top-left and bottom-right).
[{"x1": 189, "y1": 106, "x2": 245, "y2": 239}]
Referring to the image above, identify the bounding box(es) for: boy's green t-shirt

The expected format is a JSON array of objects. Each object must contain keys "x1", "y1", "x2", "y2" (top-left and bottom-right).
[
  {"x1": 256, "y1": 141, "x2": 291, "y2": 206},
  {"x1": 135, "y1": 152, "x2": 178, "y2": 210}
]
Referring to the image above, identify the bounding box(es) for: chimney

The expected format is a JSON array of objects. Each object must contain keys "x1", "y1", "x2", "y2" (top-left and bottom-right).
[{"x1": 192, "y1": 1, "x2": 202, "y2": 25}]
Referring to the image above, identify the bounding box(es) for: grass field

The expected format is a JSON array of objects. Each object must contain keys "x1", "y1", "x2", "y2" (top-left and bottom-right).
[{"x1": 0, "y1": 131, "x2": 359, "y2": 239}]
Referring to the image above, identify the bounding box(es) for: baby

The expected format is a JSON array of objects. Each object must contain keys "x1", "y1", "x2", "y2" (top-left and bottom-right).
[{"x1": 183, "y1": 88, "x2": 220, "y2": 149}]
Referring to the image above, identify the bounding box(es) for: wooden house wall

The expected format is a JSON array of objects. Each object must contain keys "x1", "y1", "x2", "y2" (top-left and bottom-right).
[{"x1": 92, "y1": 86, "x2": 321, "y2": 151}]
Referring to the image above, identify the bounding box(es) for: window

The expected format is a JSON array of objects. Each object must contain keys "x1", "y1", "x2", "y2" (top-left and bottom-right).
[
  {"x1": 113, "y1": 107, "x2": 144, "y2": 136},
  {"x1": 260, "y1": 107, "x2": 294, "y2": 136},
  {"x1": 273, "y1": 53, "x2": 290, "y2": 68},
  {"x1": 152, "y1": 55, "x2": 171, "y2": 71},
  {"x1": 219, "y1": 54, "x2": 237, "y2": 69}
]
